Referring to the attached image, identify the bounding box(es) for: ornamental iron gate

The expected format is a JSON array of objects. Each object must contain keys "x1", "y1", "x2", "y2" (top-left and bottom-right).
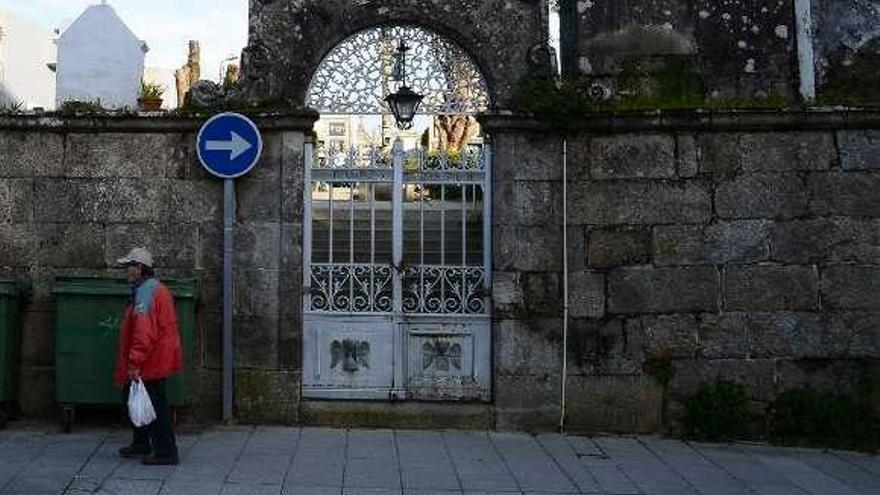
[{"x1": 302, "y1": 141, "x2": 492, "y2": 400}]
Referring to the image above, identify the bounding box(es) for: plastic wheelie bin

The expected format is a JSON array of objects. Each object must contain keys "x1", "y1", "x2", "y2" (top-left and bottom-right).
[
  {"x1": 53, "y1": 277, "x2": 197, "y2": 432},
  {"x1": 0, "y1": 279, "x2": 26, "y2": 428}
]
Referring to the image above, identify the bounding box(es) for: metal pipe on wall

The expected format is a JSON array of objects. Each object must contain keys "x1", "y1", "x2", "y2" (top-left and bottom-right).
[{"x1": 559, "y1": 138, "x2": 569, "y2": 432}]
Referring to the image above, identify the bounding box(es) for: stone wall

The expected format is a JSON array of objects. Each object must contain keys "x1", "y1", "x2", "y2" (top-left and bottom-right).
[
  {"x1": 560, "y1": 0, "x2": 797, "y2": 100},
  {"x1": 2, "y1": 110, "x2": 879, "y2": 432},
  {"x1": 241, "y1": 0, "x2": 551, "y2": 108},
  {"x1": 483, "y1": 110, "x2": 880, "y2": 432},
  {"x1": 811, "y1": 0, "x2": 880, "y2": 103},
  {"x1": 0, "y1": 114, "x2": 314, "y2": 423}
]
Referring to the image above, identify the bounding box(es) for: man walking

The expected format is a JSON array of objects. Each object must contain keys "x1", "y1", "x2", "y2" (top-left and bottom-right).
[{"x1": 114, "y1": 247, "x2": 182, "y2": 465}]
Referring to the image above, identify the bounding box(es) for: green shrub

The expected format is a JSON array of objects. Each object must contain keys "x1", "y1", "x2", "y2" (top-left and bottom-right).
[
  {"x1": 682, "y1": 379, "x2": 751, "y2": 441},
  {"x1": 769, "y1": 387, "x2": 880, "y2": 452}
]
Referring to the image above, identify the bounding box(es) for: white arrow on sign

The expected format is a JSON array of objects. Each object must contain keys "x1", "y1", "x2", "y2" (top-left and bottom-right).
[{"x1": 206, "y1": 132, "x2": 252, "y2": 161}]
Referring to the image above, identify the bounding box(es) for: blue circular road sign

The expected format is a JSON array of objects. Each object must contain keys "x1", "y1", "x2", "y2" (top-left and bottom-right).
[{"x1": 197, "y1": 112, "x2": 263, "y2": 179}]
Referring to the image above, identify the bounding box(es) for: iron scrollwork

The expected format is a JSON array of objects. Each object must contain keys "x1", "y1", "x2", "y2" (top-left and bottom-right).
[{"x1": 307, "y1": 25, "x2": 490, "y2": 115}]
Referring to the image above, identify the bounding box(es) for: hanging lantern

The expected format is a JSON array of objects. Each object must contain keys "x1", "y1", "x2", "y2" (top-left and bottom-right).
[{"x1": 385, "y1": 40, "x2": 424, "y2": 130}]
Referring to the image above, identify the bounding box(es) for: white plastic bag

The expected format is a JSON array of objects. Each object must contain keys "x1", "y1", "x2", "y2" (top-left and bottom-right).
[{"x1": 127, "y1": 378, "x2": 156, "y2": 427}]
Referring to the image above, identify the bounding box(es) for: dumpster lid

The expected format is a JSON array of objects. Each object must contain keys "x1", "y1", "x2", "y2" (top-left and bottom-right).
[
  {"x1": 52, "y1": 277, "x2": 198, "y2": 299},
  {"x1": 0, "y1": 279, "x2": 25, "y2": 297}
]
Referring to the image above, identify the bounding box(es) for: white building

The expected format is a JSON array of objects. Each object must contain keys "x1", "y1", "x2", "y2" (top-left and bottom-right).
[
  {"x1": 0, "y1": 11, "x2": 56, "y2": 110},
  {"x1": 55, "y1": 2, "x2": 147, "y2": 109}
]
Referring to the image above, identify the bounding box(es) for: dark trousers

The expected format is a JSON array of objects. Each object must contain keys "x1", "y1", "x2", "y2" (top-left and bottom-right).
[{"x1": 125, "y1": 379, "x2": 178, "y2": 459}]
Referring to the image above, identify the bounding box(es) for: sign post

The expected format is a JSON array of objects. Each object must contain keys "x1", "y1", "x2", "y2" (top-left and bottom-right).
[{"x1": 197, "y1": 112, "x2": 263, "y2": 423}]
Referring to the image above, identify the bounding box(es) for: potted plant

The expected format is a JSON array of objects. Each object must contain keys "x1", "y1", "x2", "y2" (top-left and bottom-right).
[{"x1": 138, "y1": 80, "x2": 165, "y2": 111}]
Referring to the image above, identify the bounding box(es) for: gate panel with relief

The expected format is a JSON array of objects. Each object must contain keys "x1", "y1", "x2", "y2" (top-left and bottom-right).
[{"x1": 302, "y1": 143, "x2": 491, "y2": 400}]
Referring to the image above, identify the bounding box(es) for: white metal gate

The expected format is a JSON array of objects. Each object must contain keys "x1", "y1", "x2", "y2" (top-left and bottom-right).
[{"x1": 302, "y1": 140, "x2": 492, "y2": 400}]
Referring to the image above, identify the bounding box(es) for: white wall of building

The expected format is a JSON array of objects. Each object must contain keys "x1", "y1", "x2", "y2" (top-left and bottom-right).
[
  {"x1": 55, "y1": 3, "x2": 147, "y2": 109},
  {"x1": 143, "y1": 67, "x2": 177, "y2": 109},
  {"x1": 0, "y1": 11, "x2": 56, "y2": 110}
]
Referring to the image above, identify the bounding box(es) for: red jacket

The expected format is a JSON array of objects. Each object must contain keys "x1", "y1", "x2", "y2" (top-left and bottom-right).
[{"x1": 114, "y1": 279, "x2": 184, "y2": 387}]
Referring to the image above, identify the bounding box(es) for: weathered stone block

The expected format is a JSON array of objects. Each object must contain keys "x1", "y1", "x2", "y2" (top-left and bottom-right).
[
  {"x1": 0, "y1": 179, "x2": 33, "y2": 223},
  {"x1": 234, "y1": 269, "x2": 281, "y2": 317},
  {"x1": 831, "y1": 312, "x2": 880, "y2": 358},
  {"x1": 162, "y1": 180, "x2": 222, "y2": 223},
  {"x1": 0, "y1": 132, "x2": 63, "y2": 177},
  {"x1": 699, "y1": 133, "x2": 834, "y2": 178},
  {"x1": 524, "y1": 272, "x2": 562, "y2": 317},
  {"x1": 608, "y1": 266, "x2": 719, "y2": 314},
  {"x1": 35, "y1": 179, "x2": 163, "y2": 223},
  {"x1": 629, "y1": 314, "x2": 699, "y2": 359},
  {"x1": 204, "y1": 222, "x2": 281, "y2": 270},
  {"x1": 200, "y1": 311, "x2": 223, "y2": 369},
  {"x1": 493, "y1": 271, "x2": 523, "y2": 317},
  {"x1": 510, "y1": 134, "x2": 564, "y2": 181},
  {"x1": 745, "y1": 312, "x2": 843, "y2": 359},
  {"x1": 821, "y1": 265, "x2": 880, "y2": 311},
  {"x1": 571, "y1": 181, "x2": 711, "y2": 226},
  {"x1": 235, "y1": 369, "x2": 299, "y2": 424},
  {"x1": 770, "y1": 218, "x2": 880, "y2": 264},
  {"x1": 716, "y1": 173, "x2": 808, "y2": 219},
  {"x1": 654, "y1": 220, "x2": 771, "y2": 266},
  {"x1": 723, "y1": 265, "x2": 818, "y2": 311},
  {"x1": 247, "y1": 132, "x2": 282, "y2": 182},
  {"x1": 62, "y1": 133, "x2": 179, "y2": 178},
  {"x1": 0, "y1": 224, "x2": 35, "y2": 268},
  {"x1": 777, "y1": 359, "x2": 876, "y2": 399},
  {"x1": 514, "y1": 181, "x2": 561, "y2": 226},
  {"x1": 808, "y1": 172, "x2": 880, "y2": 217},
  {"x1": 189, "y1": 369, "x2": 222, "y2": 422},
  {"x1": 568, "y1": 318, "x2": 640, "y2": 375},
  {"x1": 280, "y1": 223, "x2": 303, "y2": 272},
  {"x1": 493, "y1": 224, "x2": 517, "y2": 271},
  {"x1": 564, "y1": 375, "x2": 664, "y2": 433},
  {"x1": 234, "y1": 314, "x2": 280, "y2": 369},
  {"x1": 668, "y1": 359, "x2": 778, "y2": 402},
  {"x1": 587, "y1": 228, "x2": 652, "y2": 268},
  {"x1": 494, "y1": 319, "x2": 563, "y2": 376},
  {"x1": 698, "y1": 313, "x2": 748, "y2": 359},
  {"x1": 495, "y1": 224, "x2": 563, "y2": 272},
  {"x1": 281, "y1": 131, "x2": 306, "y2": 185},
  {"x1": 281, "y1": 180, "x2": 303, "y2": 223},
  {"x1": 16, "y1": 366, "x2": 55, "y2": 418},
  {"x1": 589, "y1": 134, "x2": 675, "y2": 180},
  {"x1": 20, "y1": 310, "x2": 54, "y2": 367},
  {"x1": 36, "y1": 223, "x2": 106, "y2": 268},
  {"x1": 694, "y1": 0, "x2": 795, "y2": 100},
  {"x1": 838, "y1": 130, "x2": 880, "y2": 170},
  {"x1": 495, "y1": 374, "x2": 559, "y2": 431},
  {"x1": 106, "y1": 224, "x2": 198, "y2": 269},
  {"x1": 569, "y1": 271, "x2": 605, "y2": 319},
  {"x1": 237, "y1": 179, "x2": 282, "y2": 222},
  {"x1": 676, "y1": 134, "x2": 699, "y2": 178}
]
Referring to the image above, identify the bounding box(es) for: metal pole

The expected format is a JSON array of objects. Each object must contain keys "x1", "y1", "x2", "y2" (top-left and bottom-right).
[{"x1": 223, "y1": 178, "x2": 235, "y2": 423}]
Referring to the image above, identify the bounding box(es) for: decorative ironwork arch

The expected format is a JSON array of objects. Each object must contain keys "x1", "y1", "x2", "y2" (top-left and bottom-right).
[{"x1": 306, "y1": 24, "x2": 491, "y2": 115}]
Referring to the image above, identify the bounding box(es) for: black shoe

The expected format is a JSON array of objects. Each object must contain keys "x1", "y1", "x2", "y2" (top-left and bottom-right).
[
  {"x1": 141, "y1": 453, "x2": 178, "y2": 466},
  {"x1": 118, "y1": 445, "x2": 151, "y2": 458}
]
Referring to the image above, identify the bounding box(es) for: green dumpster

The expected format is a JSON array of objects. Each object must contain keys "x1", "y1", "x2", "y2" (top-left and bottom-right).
[
  {"x1": 53, "y1": 277, "x2": 197, "y2": 431},
  {"x1": 0, "y1": 279, "x2": 25, "y2": 426}
]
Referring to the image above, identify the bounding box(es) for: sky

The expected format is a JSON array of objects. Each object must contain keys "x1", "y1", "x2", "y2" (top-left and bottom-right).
[{"x1": 0, "y1": 0, "x2": 248, "y2": 81}]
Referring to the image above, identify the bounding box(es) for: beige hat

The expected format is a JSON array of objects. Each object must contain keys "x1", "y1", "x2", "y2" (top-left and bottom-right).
[{"x1": 117, "y1": 247, "x2": 154, "y2": 268}]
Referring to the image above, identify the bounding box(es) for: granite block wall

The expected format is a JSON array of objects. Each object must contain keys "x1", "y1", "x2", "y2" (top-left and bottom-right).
[
  {"x1": 483, "y1": 111, "x2": 880, "y2": 432},
  {"x1": 0, "y1": 114, "x2": 314, "y2": 423}
]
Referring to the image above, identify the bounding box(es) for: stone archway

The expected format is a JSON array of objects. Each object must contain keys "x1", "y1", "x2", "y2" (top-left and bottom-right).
[{"x1": 240, "y1": 0, "x2": 552, "y2": 108}]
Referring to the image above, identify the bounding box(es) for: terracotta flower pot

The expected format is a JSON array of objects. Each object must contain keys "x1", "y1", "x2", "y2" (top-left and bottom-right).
[{"x1": 138, "y1": 98, "x2": 163, "y2": 111}]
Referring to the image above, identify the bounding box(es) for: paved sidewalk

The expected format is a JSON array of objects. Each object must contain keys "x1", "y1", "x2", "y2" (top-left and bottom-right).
[{"x1": 1, "y1": 426, "x2": 879, "y2": 494}]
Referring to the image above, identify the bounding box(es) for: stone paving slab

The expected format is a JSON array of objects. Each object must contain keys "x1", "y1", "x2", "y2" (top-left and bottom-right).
[{"x1": 0, "y1": 425, "x2": 878, "y2": 494}]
